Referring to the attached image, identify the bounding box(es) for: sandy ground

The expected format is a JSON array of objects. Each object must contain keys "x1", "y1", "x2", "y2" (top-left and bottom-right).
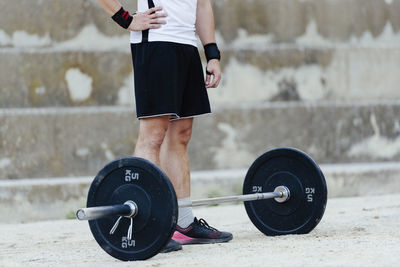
[{"x1": 1, "y1": 194, "x2": 400, "y2": 267}]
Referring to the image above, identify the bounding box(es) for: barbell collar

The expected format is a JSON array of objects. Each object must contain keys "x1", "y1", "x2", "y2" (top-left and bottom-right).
[
  {"x1": 273, "y1": 186, "x2": 291, "y2": 203},
  {"x1": 76, "y1": 200, "x2": 138, "y2": 221}
]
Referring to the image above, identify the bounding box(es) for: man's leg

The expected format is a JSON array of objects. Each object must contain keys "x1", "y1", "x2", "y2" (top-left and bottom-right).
[
  {"x1": 160, "y1": 118, "x2": 233, "y2": 245},
  {"x1": 134, "y1": 116, "x2": 170, "y2": 166},
  {"x1": 134, "y1": 115, "x2": 183, "y2": 253},
  {"x1": 160, "y1": 118, "x2": 194, "y2": 228},
  {"x1": 160, "y1": 118, "x2": 193, "y2": 198}
]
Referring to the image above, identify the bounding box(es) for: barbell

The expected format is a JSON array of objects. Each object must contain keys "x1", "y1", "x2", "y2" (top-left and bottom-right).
[{"x1": 76, "y1": 147, "x2": 328, "y2": 261}]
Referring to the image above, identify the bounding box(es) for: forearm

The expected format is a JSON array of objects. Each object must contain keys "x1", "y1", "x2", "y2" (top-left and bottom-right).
[
  {"x1": 97, "y1": 0, "x2": 123, "y2": 16},
  {"x1": 195, "y1": 0, "x2": 216, "y2": 45}
]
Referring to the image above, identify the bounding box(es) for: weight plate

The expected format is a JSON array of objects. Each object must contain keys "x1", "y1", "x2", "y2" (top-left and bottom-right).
[
  {"x1": 87, "y1": 157, "x2": 178, "y2": 261},
  {"x1": 243, "y1": 148, "x2": 327, "y2": 236}
]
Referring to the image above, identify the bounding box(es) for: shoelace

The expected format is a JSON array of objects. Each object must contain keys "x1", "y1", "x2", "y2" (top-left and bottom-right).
[{"x1": 195, "y1": 217, "x2": 218, "y2": 232}]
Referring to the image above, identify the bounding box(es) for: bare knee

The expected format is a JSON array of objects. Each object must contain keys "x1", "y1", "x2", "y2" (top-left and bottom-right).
[
  {"x1": 176, "y1": 126, "x2": 192, "y2": 146},
  {"x1": 138, "y1": 128, "x2": 167, "y2": 150},
  {"x1": 169, "y1": 120, "x2": 193, "y2": 146},
  {"x1": 136, "y1": 117, "x2": 170, "y2": 151}
]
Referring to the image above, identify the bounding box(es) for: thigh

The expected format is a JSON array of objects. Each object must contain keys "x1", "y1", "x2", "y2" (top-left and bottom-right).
[{"x1": 138, "y1": 115, "x2": 171, "y2": 137}]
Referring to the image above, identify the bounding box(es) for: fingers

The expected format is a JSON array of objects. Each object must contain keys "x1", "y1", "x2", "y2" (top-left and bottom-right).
[
  {"x1": 149, "y1": 24, "x2": 162, "y2": 29},
  {"x1": 152, "y1": 19, "x2": 167, "y2": 25},
  {"x1": 149, "y1": 12, "x2": 168, "y2": 19},
  {"x1": 214, "y1": 74, "x2": 221, "y2": 87},
  {"x1": 205, "y1": 59, "x2": 222, "y2": 88},
  {"x1": 146, "y1": 19, "x2": 167, "y2": 29},
  {"x1": 145, "y1": 6, "x2": 163, "y2": 15},
  {"x1": 205, "y1": 73, "x2": 211, "y2": 87},
  {"x1": 205, "y1": 65, "x2": 221, "y2": 88},
  {"x1": 129, "y1": 8, "x2": 167, "y2": 31},
  {"x1": 148, "y1": 18, "x2": 167, "y2": 29},
  {"x1": 208, "y1": 72, "x2": 221, "y2": 88},
  {"x1": 145, "y1": 7, "x2": 167, "y2": 28}
]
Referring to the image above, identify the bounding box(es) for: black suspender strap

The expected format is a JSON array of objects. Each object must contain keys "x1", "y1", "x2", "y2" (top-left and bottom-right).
[{"x1": 142, "y1": 0, "x2": 155, "y2": 43}]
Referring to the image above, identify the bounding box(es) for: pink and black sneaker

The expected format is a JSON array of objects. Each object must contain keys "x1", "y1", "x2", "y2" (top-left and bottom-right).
[{"x1": 173, "y1": 217, "x2": 233, "y2": 245}]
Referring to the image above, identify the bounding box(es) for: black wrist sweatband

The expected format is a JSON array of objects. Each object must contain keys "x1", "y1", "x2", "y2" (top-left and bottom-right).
[
  {"x1": 112, "y1": 7, "x2": 133, "y2": 29},
  {"x1": 204, "y1": 43, "x2": 221, "y2": 62}
]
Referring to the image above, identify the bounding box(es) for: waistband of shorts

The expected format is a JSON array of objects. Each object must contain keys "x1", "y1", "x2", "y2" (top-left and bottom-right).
[{"x1": 130, "y1": 41, "x2": 198, "y2": 49}]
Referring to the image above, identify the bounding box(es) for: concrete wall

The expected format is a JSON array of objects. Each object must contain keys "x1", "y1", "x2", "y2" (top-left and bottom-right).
[
  {"x1": 1, "y1": 0, "x2": 400, "y2": 108},
  {"x1": 1, "y1": 102, "x2": 399, "y2": 179},
  {"x1": 1, "y1": 0, "x2": 399, "y2": 179},
  {"x1": 2, "y1": 0, "x2": 399, "y2": 44}
]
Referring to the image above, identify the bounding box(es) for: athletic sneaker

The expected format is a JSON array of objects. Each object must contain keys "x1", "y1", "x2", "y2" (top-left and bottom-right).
[
  {"x1": 173, "y1": 217, "x2": 233, "y2": 245},
  {"x1": 160, "y1": 239, "x2": 182, "y2": 253}
]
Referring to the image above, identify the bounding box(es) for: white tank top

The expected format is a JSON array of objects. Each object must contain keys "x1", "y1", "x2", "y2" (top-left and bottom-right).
[{"x1": 130, "y1": 0, "x2": 198, "y2": 47}]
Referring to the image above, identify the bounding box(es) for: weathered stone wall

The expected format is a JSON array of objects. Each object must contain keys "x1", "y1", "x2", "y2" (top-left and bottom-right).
[
  {"x1": 1, "y1": 0, "x2": 400, "y2": 180},
  {"x1": 1, "y1": 102, "x2": 399, "y2": 179},
  {"x1": 1, "y1": 0, "x2": 399, "y2": 44},
  {"x1": 213, "y1": 0, "x2": 400, "y2": 42},
  {"x1": 1, "y1": 0, "x2": 400, "y2": 108}
]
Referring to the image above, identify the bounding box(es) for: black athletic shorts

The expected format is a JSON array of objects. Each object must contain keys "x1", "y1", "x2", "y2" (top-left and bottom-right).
[{"x1": 131, "y1": 42, "x2": 211, "y2": 120}]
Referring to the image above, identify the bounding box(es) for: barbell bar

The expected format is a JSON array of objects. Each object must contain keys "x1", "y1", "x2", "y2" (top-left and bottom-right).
[
  {"x1": 76, "y1": 186, "x2": 290, "y2": 221},
  {"x1": 181, "y1": 185, "x2": 290, "y2": 207}
]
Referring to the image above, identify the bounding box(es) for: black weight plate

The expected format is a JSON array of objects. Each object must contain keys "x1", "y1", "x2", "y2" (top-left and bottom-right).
[
  {"x1": 243, "y1": 148, "x2": 327, "y2": 236},
  {"x1": 87, "y1": 157, "x2": 178, "y2": 261}
]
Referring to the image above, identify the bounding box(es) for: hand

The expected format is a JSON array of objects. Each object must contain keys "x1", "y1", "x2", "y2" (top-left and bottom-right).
[
  {"x1": 205, "y1": 59, "x2": 222, "y2": 88},
  {"x1": 128, "y1": 6, "x2": 167, "y2": 31}
]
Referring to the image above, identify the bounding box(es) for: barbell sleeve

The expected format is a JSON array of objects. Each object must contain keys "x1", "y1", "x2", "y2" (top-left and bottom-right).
[{"x1": 76, "y1": 201, "x2": 137, "y2": 221}]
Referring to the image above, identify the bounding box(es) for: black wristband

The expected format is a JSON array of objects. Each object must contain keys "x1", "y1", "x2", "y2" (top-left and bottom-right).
[
  {"x1": 112, "y1": 7, "x2": 133, "y2": 29},
  {"x1": 204, "y1": 43, "x2": 221, "y2": 62}
]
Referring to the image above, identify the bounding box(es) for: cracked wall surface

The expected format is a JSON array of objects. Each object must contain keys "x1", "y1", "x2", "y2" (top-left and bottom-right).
[
  {"x1": 1, "y1": 0, "x2": 400, "y2": 179},
  {"x1": 1, "y1": 0, "x2": 400, "y2": 108}
]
